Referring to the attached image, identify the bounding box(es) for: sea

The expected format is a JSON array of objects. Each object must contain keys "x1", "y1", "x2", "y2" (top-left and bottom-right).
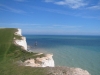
[{"x1": 24, "y1": 35, "x2": 100, "y2": 75}]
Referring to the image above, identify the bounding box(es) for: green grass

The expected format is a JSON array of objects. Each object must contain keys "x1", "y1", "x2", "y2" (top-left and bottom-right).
[
  {"x1": 0, "y1": 28, "x2": 16, "y2": 61},
  {"x1": 0, "y1": 28, "x2": 47, "y2": 75},
  {"x1": 0, "y1": 61, "x2": 47, "y2": 75}
]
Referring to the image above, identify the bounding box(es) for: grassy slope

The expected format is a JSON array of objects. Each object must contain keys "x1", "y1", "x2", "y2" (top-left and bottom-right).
[
  {"x1": 0, "y1": 28, "x2": 47, "y2": 75},
  {"x1": 0, "y1": 28, "x2": 16, "y2": 61}
]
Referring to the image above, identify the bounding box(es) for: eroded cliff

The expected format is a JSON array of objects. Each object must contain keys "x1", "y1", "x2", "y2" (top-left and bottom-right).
[
  {"x1": 14, "y1": 29, "x2": 27, "y2": 50},
  {"x1": 24, "y1": 54, "x2": 55, "y2": 67},
  {"x1": 14, "y1": 29, "x2": 55, "y2": 67}
]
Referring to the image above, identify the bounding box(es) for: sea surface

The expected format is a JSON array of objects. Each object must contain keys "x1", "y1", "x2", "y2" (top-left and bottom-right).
[{"x1": 24, "y1": 35, "x2": 100, "y2": 75}]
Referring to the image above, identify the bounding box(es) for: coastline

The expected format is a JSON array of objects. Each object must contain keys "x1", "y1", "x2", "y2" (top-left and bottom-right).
[
  {"x1": 14, "y1": 28, "x2": 55, "y2": 67},
  {"x1": 14, "y1": 28, "x2": 91, "y2": 75}
]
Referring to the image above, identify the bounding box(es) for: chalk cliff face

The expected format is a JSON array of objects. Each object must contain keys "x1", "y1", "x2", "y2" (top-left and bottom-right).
[
  {"x1": 14, "y1": 29, "x2": 22, "y2": 36},
  {"x1": 14, "y1": 29, "x2": 27, "y2": 50},
  {"x1": 14, "y1": 29, "x2": 55, "y2": 67},
  {"x1": 24, "y1": 54, "x2": 55, "y2": 67},
  {"x1": 36, "y1": 54, "x2": 54, "y2": 67}
]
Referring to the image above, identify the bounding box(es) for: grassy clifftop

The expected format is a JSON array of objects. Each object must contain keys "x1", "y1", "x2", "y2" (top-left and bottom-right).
[
  {"x1": 0, "y1": 28, "x2": 47, "y2": 75},
  {"x1": 0, "y1": 28, "x2": 17, "y2": 61}
]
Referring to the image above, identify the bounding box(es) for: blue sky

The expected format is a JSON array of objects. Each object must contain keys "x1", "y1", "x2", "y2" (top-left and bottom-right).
[{"x1": 0, "y1": 0, "x2": 100, "y2": 35}]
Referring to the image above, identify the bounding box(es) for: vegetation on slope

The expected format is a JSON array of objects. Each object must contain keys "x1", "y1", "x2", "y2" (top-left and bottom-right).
[
  {"x1": 0, "y1": 28, "x2": 47, "y2": 75},
  {"x1": 0, "y1": 28, "x2": 17, "y2": 61}
]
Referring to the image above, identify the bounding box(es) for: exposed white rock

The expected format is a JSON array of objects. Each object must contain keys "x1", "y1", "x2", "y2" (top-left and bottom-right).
[
  {"x1": 14, "y1": 29, "x2": 22, "y2": 36},
  {"x1": 14, "y1": 37, "x2": 27, "y2": 50},
  {"x1": 35, "y1": 53, "x2": 43, "y2": 56},
  {"x1": 36, "y1": 54, "x2": 54, "y2": 67},
  {"x1": 14, "y1": 29, "x2": 27, "y2": 50},
  {"x1": 24, "y1": 54, "x2": 55, "y2": 67}
]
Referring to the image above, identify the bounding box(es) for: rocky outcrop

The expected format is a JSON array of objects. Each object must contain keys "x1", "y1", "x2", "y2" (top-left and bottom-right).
[
  {"x1": 24, "y1": 54, "x2": 55, "y2": 67},
  {"x1": 47, "y1": 67, "x2": 90, "y2": 75},
  {"x1": 14, "y1": 29, "x2": 27, "y2": 50}
]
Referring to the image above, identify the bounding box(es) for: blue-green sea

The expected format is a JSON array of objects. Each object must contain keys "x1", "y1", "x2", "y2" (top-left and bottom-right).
[{"x1": 24, "y1": 35, "x2": 100, "y2": 75}]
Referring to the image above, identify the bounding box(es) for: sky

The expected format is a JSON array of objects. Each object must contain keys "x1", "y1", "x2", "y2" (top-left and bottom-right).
[{"x1": 0, "y1": 0, "x2": 100, "y2": 35}]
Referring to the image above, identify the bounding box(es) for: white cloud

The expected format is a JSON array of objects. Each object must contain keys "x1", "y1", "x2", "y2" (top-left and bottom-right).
[
  {"x1": 44, "y1": 0, "x2": 100, "y2": 10},
  {"x1": 55, "y1": 0, "x2": 87, "y2": 9},
  {"x1": 0, "y1": 4, "x2": 26, "y2": 13},
  {"x1": 44, "y1": 0, "x2": 87, "y2": 9},
  {"x1": 87, "y1": 5, "x2": 100, "y2": 10}
]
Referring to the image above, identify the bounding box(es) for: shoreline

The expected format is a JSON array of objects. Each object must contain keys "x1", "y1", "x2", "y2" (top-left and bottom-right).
[{"x1": 15, "y1": 28, "x2": 91, "y2": 75}]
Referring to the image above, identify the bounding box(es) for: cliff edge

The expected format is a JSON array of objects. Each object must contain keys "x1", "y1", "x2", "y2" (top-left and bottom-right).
[
  {"x1": 14, "y1": 29, "x2": 55, "y2": 67},
  {"x1": 24, "y1": 54, "x2": 54, "y2": 67},
  {"x1": 14, "y1": 29, "x2": 27, "y2": 50},
  {"x1": 47, "y1": 67, "x2": 90, "y2": 75}
]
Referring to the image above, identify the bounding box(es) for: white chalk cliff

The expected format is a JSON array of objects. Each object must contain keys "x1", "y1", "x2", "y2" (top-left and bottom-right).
[
  {"x1": 14, "y1": 29, "x2": 55, "y2": 67},
  {"x1": 24, "y1": 54, "x2": 55, "y2": 67},
  {"x1": 36, "y1": 54, "x2": 54, "y2": 67},
  {"x1": 14, "y1": 29, "x2": 27, "y2": 50}
]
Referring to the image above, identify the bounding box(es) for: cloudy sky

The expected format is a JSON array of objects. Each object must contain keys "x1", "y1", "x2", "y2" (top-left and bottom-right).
[{"x1": 0, "y1": 0, "x2": 100, "y2": 35}]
